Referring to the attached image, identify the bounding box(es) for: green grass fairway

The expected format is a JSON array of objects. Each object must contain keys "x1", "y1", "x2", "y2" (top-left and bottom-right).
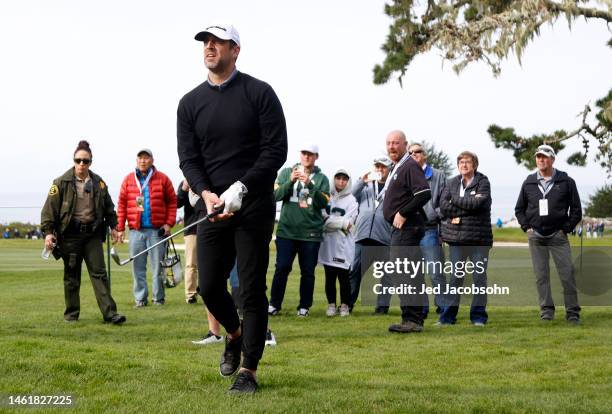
[{"x1": 1, "y1": 239, "x2": 611, "y2": 413}]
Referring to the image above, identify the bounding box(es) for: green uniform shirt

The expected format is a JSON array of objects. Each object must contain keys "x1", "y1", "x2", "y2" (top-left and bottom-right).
[
  {"x1": 41, "y1": 167, "x2": 118, "y2": 241},
  {"x1": 274, "y1": 164, "x2": 330, "y2": 241}
]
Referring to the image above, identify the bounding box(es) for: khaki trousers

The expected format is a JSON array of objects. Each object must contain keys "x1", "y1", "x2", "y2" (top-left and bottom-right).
[{"x1": 184, "y1": 234, "x2": 198, "y2": 300}]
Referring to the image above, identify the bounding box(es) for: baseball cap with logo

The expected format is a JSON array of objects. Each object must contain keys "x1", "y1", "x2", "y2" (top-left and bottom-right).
[
  {"x1": 195, "y1": 24, "x2": 241, "y2": 47},
  {"x1": 300, "y1": 143, "x2": 319, "y2": 154},
  {"x1": 535, "y1": 144, "x2": 556, "y2": 158}
]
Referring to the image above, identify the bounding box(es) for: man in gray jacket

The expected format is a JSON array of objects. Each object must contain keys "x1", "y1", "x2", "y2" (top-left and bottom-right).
[
  {"x1": 409, "y1": 143, "x2": 446, "y2": 318},
  {"x1": 348, "y1": 155, "x2": 393, "y2": 312}
]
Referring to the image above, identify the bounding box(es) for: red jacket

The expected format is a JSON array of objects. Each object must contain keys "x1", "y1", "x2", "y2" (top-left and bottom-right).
[{"x1": 116, "y1": 168, "x2": 177, "y2": 231}]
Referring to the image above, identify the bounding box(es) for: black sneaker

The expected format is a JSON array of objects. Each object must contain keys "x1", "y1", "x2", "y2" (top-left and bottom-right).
[
  {"x1": 186, "y1": 296, "x2": 197, "y2": 304},
  {"x1": 110, "y1": 314, "x2": 126, "y2": 325},
  {"x1": 103, "y1": 314, "x2": 126, "y2": 325},
  {"x1": 219, "y1": 335, "x2": 242, "y2": 377},
  {"x1": 228, "y1": 370, "x2": 258, "y2": 394}
]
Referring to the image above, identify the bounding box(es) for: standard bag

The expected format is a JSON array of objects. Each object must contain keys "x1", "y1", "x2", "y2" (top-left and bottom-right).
[{"x1": 161, "y1": 239, "x2": 182, "y2": 288}]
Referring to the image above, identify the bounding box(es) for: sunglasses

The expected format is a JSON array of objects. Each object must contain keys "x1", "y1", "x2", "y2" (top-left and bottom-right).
[
  {"x1": 411, "y1": 149, "x2": 424, "y2": 154},
  {"x1": 74, "y1": 158, "x2": 92, "y2": 165}
]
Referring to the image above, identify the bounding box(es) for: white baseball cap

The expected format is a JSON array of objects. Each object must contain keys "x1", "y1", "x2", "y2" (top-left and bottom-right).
[
  {"x1": 373, "y1": 155, "x2": 393, "y2": 168},
  {"x1": 535, "y1": 144, "x2": 556, "y2": 158},
  {"x1": 195, "y1": 24, "x2": 241, "y2": 47},
  {"x1": 300, "y1": 143, "x2": 319, "y2": 154},
  {"x1": 137, "y1": 148, "x2": 153, "y2": 158}
]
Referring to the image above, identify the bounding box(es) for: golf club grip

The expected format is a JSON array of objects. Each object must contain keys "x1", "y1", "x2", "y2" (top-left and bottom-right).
[{"x1": 128, "y1": 208, "x2": 222, "y2": 262}]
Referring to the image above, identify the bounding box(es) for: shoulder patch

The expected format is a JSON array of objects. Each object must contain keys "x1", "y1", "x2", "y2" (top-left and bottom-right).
[
  {"x1": 100, "y1": 181, "x2": 106, "y2": 190},
  {"x1": 49, "y1": 184, "x2": 59, "y2": 196}
]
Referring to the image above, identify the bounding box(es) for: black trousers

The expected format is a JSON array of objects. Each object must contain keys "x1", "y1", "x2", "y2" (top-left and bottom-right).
[
  {"x1": 197, "y1": 193, "x2": 275, "y2": 371},
  {"x1": 390, "y1": 225, "x2": 426, "y2": 325},
  {"x1": 324, "y1": 265, "x2": 351, "y2": 305}
]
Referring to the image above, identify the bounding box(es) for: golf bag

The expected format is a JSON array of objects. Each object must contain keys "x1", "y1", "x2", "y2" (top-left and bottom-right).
[{"x1": 161, "y1": 239, "x2": 182, "y2": 288}]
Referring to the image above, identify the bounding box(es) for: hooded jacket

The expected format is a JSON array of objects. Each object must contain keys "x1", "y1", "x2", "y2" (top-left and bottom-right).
[
  {"x1": 514, "y1": 169, "x2": 581, "y2": 236},
  {"x1": 439, "y1": 171, "x2": 493, "y2": 246},
  {"x1": 274, "y1": 163, "x2": 330, "y2": 241},
  {"x1": 318, "y1": 169, "x2": 359, "y2": 270},
  {"x1": 352, "y1": 177, "x2": 392, "y2": 245}
]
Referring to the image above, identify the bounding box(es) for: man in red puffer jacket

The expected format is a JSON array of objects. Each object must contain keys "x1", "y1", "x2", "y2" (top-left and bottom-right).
[{"x1": 116, "y1": 148, "x2": 177, "y2": 307}]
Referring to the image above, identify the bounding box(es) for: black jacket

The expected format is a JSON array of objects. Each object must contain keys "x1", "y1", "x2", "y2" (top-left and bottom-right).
[
  {"x1": 514, "y1": 170, "x2": 582, "y2": 236},
  {"x1": 176, "y1": 184, "x2": 201, "y2": 236},
  {"x1": 440, "y1": 172, "x2": 493, "y2": 246}
]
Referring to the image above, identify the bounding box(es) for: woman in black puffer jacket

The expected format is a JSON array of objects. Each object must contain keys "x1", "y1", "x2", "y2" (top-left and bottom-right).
[{"x1": 438, "y1": 151, "x2": 492, "y2": 326}]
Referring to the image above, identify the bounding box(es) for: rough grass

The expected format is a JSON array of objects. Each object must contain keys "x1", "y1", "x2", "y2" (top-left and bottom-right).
[{"x1": 0, "y1": 239, "x2": 611, "y2": 413}]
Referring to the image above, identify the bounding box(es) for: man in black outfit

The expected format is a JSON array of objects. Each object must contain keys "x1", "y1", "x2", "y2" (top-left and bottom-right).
[
  {"x1": 177, "y1": 24, "x2": 287, "y2": 393},
  {"x1": 381, "y1": 130, "x2": 431, "y2": 333}
]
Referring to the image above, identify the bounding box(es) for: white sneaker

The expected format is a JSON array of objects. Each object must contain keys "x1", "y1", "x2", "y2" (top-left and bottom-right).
[
  {"x1": 265, "y1": 329, "x2": 277, "y2": 347},
  {"x1": 191, "y1": 331, "x2": 224, "y2": 345},
  {"x1": 339, "y1": 304, "x2": 350, "y2": 317},
  {"x1": 296, "y1": 308, "x2": 309, "y2": 317},
  {"x1": 268, "y1": 305, "x2": 279, "y2": 316},
  {"x1": 326, "y1": 303, "x2": 337, "y2": 317}
]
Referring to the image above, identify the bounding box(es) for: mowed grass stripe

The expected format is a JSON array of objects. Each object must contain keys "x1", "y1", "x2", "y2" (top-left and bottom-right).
[{"x1": 0, "y1": 239, "x2": 611, "y2": 413}]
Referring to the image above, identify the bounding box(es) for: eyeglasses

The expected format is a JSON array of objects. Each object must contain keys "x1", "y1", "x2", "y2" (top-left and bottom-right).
[
  {"x1": 411, "y1": 149, "x2": 424, "y2": 154},
  {"x1": 74, "y1": 158, "x2": 92, "y2": 165}
]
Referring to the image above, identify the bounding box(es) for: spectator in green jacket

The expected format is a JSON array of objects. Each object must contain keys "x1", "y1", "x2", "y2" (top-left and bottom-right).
[{"x1": 269, "y1": 144, "x2": 330, "y2": 317}]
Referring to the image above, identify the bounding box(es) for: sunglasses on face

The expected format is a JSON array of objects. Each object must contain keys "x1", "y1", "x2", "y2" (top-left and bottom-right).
[
  {"x1": 74, "y1": 158, "x2": 91, "y2": 165},
  {"x1": 411, "y1": 149, "x2": 424, "y2": 154}
]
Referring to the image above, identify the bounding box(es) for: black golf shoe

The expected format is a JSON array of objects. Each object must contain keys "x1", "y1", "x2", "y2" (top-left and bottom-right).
[
  {"x1": 219, "y1": 335, "x2": 242, "y2": 377},
  {"x1": 228, "y1": 370, "x2": 257, "y2": 394}
]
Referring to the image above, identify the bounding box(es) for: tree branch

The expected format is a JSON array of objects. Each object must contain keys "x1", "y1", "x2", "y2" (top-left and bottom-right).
[{"x1": 544, "y1": 0, "x2": 612, "y2": 23}]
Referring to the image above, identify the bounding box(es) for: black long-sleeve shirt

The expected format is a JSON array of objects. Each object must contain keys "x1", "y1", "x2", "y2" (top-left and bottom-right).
[
  {"x1": 177, "y1": 71, "x2": 288, "y2": 197},
  {"x1": 382, "y1": 157, "x2": 431, "y2": 225}
]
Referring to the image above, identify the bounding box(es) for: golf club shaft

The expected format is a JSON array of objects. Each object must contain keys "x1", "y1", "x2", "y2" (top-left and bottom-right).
[{"x1": 123, "y1": 209, "x2": 220, "y2": 263}]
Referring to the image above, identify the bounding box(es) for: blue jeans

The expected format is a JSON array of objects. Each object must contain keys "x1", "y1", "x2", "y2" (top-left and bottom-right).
[
  {"x1": 439, "y1": 245, "x2": 489, "y2": 324},
  {"x1": 130, "y1": 228, "x2": 165, "y2": 303},
  {"x1": 270, "y1": 237, "x2": 320, "y2": 310},
  {"x1": 420, "y1": 228, "x2": 446, "y2": 317},
  {"x1": 348, "y1": 239, "x2": 387, "y2": 307},
  {"x1": 229, "y1": 261, "x2": 239, "y2": 288}
]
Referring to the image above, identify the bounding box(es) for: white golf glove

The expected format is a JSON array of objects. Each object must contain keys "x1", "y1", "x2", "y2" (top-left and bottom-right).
[
  {"x1": 188, "y1": 190, "x2": 200, "y2": 207},
  {"x1": 219, "y1": 181, "x2": 248, "y2": 213}
]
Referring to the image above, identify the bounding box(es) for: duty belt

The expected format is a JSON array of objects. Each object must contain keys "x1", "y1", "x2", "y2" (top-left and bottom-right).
[{"x1": 68, "y1": 220, "x2": 96, "y2": 234}]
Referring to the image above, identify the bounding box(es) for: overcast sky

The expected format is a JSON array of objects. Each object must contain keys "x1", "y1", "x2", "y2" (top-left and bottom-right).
[{"x1": 1, "y1": 0, "x2": 610, "y2": 223}]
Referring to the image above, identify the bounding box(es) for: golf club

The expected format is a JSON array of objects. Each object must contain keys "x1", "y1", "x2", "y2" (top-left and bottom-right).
[{"x1": 111, "y1": 208, "x2": 222, "y2": 266}]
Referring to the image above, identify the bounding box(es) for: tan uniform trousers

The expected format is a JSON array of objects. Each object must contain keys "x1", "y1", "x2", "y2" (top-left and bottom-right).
[{"x1": 184, "y1": 234, "x2": 198, "y2": 301}]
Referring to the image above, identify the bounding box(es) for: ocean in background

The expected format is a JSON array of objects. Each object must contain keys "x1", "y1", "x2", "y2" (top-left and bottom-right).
[{"x1": 0, "y1": 184, "x2": 600, "y2": 225}]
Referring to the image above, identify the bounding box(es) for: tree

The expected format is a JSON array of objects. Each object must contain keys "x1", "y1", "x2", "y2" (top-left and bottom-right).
[
  {"x1": 421, "y1": 140, "x2": 454, "y2": 177},
  {"x1": 373, "y1": 0, "x2": 612, "y2": 175},
  {"x1": 585, "y1": 185, "x2": 612, "y2": 217}
]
